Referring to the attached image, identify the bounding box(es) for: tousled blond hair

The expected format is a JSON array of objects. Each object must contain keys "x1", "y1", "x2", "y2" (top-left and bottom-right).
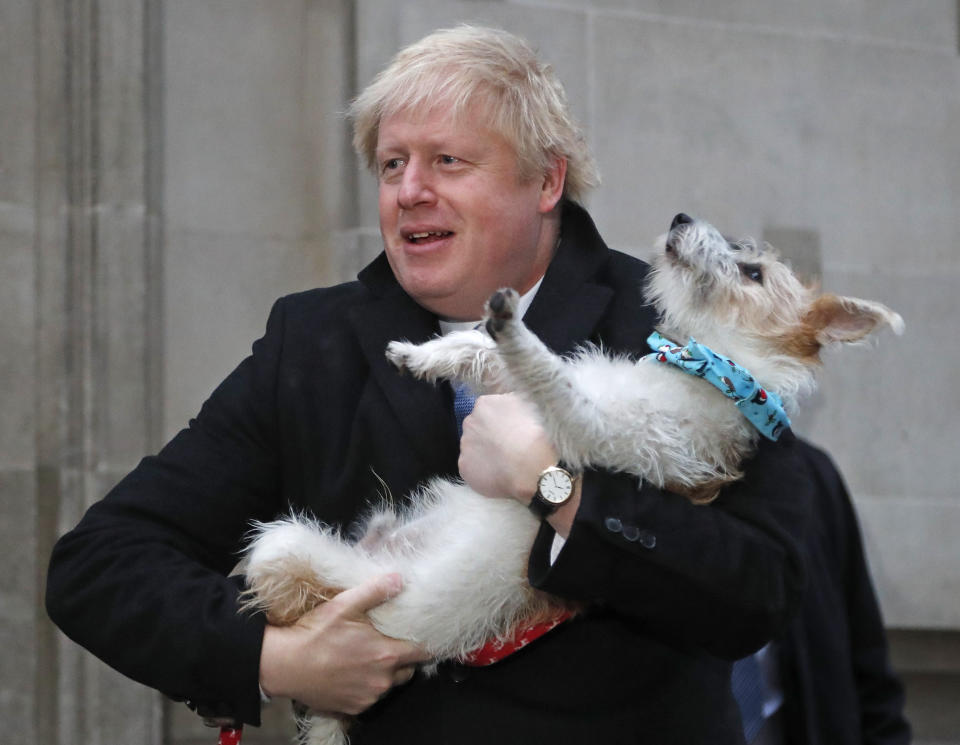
[{"x1": 348, "y1": 25, "x2": 599, "y2": 203}]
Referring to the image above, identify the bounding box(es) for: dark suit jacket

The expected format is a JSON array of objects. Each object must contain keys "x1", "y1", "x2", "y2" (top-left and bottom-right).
[
  {"x1": 779, "y1": 442, "x2": 910, "y2": 745},
  {"x1": 46, "y1": 202, "x2": 813, "y2": 744}
]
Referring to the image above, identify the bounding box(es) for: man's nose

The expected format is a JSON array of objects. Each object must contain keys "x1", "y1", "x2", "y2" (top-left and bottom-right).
[{"x1": 397, "y1": 161, "x2": 436, "y2": 208}]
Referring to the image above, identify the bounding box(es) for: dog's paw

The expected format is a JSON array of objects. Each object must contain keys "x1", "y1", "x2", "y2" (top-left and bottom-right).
[
  {"x1": 484, "y1": 288, "x2": 519, "y2": 339},
  {"x1": 385, "y1": 340, "x2": 420, "y2": 376}
]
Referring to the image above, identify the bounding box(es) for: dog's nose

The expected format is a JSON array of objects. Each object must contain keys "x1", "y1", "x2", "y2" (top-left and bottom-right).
[{"x1": 671, "y1": 213, "x2": 693, "y2": 230}]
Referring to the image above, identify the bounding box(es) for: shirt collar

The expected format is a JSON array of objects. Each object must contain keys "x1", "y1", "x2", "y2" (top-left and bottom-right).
[{"x1": 438, "y1": 276, "x2": 544, "y2": 336}]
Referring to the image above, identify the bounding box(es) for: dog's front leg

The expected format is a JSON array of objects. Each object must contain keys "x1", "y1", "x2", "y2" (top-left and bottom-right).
[
  {"x1": 484, "y1": 289, "x2": 729, "y2": 484},
  {"x1": 386, "y1": 329, "x2": 510, "y2": 392},
  {"x1": 483, "y1": 289, "x2": 599, "y2": 468}
]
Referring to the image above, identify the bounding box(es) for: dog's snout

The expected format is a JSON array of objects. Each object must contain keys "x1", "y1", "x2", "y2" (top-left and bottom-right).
[{"x1": 671, "y1": 213, "x2": 693, "y2": 231}]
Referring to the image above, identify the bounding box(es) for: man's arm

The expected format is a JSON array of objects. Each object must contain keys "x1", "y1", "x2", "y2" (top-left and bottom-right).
[
  {"x1": 45, "y1": 296, "x2": 293, "y2": 723},
  {"x1": 45, "y1": 296, "x2": 426, "y2": 724},
  {"x1": 459, "y1": 392, "x2": 810, "y2": 660}
]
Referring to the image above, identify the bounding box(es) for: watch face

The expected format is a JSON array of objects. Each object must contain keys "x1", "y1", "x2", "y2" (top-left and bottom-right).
[{"x1": 539, "y1": 468, "x2": 573, "y2": 504}]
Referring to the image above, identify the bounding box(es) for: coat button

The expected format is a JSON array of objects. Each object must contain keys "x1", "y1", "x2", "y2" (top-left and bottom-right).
[
  {"x1": 604, "y1": 517, "x2": 622, "y2": 533},
  {"x1": 622, "y1": 525, "x2": 640, "y2": 542},
  {"x1": 639, "y1": 530, "x2": 657, "y2": 549}
]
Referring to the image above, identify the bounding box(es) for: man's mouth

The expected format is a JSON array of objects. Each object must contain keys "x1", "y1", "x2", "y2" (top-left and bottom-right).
[{"x1": 405, "y1": 230, "x2": 454, "y2": 245}]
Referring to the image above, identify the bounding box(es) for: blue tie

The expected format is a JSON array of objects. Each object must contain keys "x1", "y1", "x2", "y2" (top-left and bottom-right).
[
  {"x1": 453, "y1": 381, "x2": 477, "y2": 437},
  {"x1": 732, "y1": 653, "x2": 766, "y2": 742}
]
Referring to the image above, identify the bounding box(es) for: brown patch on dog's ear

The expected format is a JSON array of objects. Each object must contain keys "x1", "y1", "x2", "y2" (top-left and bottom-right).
[
  {"x1": 775, "y1": 324, "x2": 823, "y2": 362},
  {"x1": 805, "y1": 293, "x2": 904, "y2": 346},
  {"x1": 776, "y1": 293, "x2": 904, "y2": 362}
]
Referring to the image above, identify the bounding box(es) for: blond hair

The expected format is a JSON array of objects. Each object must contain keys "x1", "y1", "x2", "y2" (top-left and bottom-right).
[{"x1": 348, "y1": 25, "x2": 599, "y2": 203}]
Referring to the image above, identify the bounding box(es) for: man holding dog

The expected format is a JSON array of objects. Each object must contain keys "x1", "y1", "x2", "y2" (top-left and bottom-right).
[{"x1": 48, "y1": 26, "x2": 814, "y2": 743}]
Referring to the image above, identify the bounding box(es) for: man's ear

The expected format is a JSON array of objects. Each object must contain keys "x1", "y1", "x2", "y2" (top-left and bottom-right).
[
  {"x1": 538, "y1": 156, "x2": 567, "y2": 214},
  {"x1": 805, "y1": 294, "x2": 904, "y2": 345}
]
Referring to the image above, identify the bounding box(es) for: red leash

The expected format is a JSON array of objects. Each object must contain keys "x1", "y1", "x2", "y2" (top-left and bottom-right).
[
  {"x1": 217, "y1": 725, "x2": 243, "y2": 745},
  {"x1": 202, "y1": 715, "x2": 242, "y2": 745}
]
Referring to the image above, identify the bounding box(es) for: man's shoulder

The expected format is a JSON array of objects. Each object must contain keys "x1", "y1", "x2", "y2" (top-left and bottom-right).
[
  {"x1": 596, "y1": 248, "x2": 652, "y2": 312},
  {"x1": 248, "y1": 281, "x2": 378, "y2": 353},
  {"x1": 560, "y1": 201, "x2": 651, "y2": 287},
  {"x1": 604, "y1": 247, "x2": 650, "y2": 281},
  {"x1": 793, "y1": 437, "x2": 844, "y2": 486},
  {"x1": 271, "y1": 280, "x2": 372, "y2": 321}
]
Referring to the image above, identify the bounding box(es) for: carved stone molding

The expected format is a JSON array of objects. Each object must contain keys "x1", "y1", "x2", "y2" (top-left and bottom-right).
[{"x1": 30, "y1": 0, "x2": 165, "y2": 743}]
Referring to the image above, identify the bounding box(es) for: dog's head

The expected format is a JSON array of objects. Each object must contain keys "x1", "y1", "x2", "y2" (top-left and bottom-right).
[{"x1": 645, "y1": 213, "x2": 903, "y2": 404}]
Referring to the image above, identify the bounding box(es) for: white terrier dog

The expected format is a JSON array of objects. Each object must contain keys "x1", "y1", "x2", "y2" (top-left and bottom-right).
[{"x1": 242, "y1": 213, "x2": 902, "y2": 745}]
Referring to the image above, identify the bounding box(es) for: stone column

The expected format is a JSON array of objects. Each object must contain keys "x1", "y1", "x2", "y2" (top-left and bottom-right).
[{"x1": 2, "y1": 0, "x2": 165, "y2": 742}]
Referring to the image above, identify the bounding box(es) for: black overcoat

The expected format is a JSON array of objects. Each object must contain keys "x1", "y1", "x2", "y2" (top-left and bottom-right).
[{"x1": 47, "y1": 203, "x2": 812, "y2": 744}]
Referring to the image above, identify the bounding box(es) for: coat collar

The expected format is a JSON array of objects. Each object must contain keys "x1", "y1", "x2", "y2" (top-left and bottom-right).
[
  {"x1": 350, "y1": 201, "x2": 615, "y2": 471},
  {"x1": 524, "y1": 201, "x2": 614, "y2": 353}
]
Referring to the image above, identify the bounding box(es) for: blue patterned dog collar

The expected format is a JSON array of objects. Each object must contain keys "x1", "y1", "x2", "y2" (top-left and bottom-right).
[{"x1": 646, "y1": 331, "x2": 791, "y2": 441}]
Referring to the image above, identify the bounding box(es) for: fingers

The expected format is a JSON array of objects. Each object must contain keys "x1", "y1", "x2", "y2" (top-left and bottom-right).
[
  {"x1": 332, "y1": 573, "x2": 403, "y2": 616},
  {"x1": 460, "y1": 394, "x2": 557, "y2": 501},
  {"x1": 260, "y1": 586, "x2": 429, "y2": 714},
  {"x1": 327, "y1": 573, "x2": 432, "y2": 667},
  {"x1": 392, "y1": 664, "x2": 417, "y2": 688},
  {"x1": 392, "y1": 638, "x2": 434, "y2": 666}
]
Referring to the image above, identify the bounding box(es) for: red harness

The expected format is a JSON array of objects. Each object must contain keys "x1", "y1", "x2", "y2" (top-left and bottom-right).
[{"x1": 462, "y1": 610, "x2": 574, "y2": 666}]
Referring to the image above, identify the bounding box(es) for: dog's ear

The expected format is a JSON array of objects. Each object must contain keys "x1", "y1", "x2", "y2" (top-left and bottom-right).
[{"x1": 804, "y1": 294, "x2": 904, "y2": 346}]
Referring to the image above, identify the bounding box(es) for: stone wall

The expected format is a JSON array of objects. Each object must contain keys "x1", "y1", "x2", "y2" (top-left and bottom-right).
[
  {"x1": 3, "y1": 0, "x2": 165, "y2": 742},
  {"x1": 4, "y1": 1, "x2": 957, "y2": 743}
]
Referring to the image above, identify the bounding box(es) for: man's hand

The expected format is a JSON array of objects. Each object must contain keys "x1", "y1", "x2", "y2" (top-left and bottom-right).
[
  {"x1": 459, "y1": 393, "x2": 580, "y2": 537},
  {"x1": 259, "y1": 573, "x2": 431, "y2": 715}
]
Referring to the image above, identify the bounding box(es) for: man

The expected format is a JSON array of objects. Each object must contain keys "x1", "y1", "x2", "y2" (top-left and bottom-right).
[
  {"x1": 760, "y1": 440, "x2": 911, "y2": 745},
  {"x1": 46, "y1": 25, "x2": 812, "y2": 743}
]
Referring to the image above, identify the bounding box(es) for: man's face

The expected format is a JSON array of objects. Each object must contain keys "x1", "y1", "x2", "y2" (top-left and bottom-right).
[{"x1": 376, "y1": 104, "x2": 564, "y2": 320}]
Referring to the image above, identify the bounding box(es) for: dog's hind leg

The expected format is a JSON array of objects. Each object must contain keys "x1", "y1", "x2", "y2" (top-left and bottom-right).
[{"x1": 302, "y1": 713, "x2": 349, "y2": 745}]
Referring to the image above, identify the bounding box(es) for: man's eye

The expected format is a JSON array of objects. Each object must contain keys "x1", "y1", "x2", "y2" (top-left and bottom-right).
[
  {"x1": 439, "y1": 155, "x2": 459, "y2": 165},
  {"x1": 382, "y1": 158, "x2": 405, "y2": 172}
]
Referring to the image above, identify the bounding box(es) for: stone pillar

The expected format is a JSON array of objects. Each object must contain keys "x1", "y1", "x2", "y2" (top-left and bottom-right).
[
  {"x1": 3, "y1": 0, "x2": 165, "y2": 742},
  {"x1": 0, "y1": 0, "x2": 44, "y2": 737}
]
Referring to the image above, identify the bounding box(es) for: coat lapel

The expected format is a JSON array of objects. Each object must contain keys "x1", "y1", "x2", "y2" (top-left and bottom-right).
[
  {"x1": 524, "y1": 202, "x2": 615, "y2": 352},
  {"x1": 349, "y1": 266, "x2": 459, "y2": 477}
]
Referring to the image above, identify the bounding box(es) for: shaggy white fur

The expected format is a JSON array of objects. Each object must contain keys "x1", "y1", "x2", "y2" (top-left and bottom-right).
[{"x1": 242, "y1": 214, "x2": 902, "y2": 745}]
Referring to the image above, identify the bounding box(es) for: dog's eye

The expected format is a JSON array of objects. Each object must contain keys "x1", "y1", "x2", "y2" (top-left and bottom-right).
[{"x1": 739, "y1": 263, "x2": 763, "y2": 284}]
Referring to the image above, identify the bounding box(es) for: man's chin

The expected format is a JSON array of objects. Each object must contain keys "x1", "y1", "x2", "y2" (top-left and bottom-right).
[{"x1": 406, "y1": 285, "x2": 486, "y2": 322}]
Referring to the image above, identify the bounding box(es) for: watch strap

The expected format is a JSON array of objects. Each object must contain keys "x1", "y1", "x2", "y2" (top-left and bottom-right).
[{"x1": 528, "y1": 490, "x2": 559, "y2": 519}]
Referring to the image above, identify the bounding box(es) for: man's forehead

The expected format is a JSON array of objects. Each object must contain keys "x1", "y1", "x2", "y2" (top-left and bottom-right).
[{"x1": 376, "y1": 104, "x2": 502, "y2": 152}]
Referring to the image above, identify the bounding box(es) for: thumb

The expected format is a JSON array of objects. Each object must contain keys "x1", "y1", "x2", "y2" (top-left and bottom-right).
[{"x1": 333, "y1": 573, "x2": 403, "y2": 617}]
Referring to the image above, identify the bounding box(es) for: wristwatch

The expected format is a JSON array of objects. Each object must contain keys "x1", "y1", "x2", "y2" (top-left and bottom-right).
[{"x1": 529, "y1": 464, "x2": 578, "y2": 519}]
